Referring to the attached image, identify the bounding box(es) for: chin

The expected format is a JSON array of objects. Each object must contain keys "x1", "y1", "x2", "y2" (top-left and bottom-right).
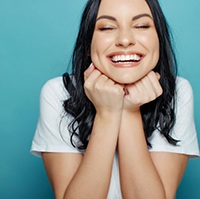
[{"x1": 112, "y1": 76, "x2": 141, "y2": 84}]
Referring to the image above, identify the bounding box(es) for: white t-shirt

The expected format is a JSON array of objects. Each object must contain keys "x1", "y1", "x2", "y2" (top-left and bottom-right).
[{"x1": 31, "y1": 76, "x2": 199, "y2": 199}]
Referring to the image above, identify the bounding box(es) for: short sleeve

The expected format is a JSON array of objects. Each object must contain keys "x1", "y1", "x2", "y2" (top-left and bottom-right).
[
  {"x1": 149, "y1": 77, "x2": 199, "y2": 157},
  {"x1": 30, "y1": 77, "x2": 81, "y2": 157}
]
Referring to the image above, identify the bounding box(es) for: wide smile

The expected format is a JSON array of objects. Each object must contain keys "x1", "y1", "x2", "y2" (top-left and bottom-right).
[{"x1": 108, "y1": 52, "x2": 144, "y2": 66}]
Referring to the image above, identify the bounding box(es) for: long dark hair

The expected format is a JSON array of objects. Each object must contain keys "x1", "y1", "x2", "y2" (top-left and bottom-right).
[{"x1": 62, "y1": 0, "x2": 178, "y2": 150}]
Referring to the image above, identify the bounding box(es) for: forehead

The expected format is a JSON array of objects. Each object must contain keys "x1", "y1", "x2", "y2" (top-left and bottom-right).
[{"x1": 97, "y1": 0, "x2": 152, "y2": 17}]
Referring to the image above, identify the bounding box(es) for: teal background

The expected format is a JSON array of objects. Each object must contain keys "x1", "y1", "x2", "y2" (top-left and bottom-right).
[{"x1": 0, "y1": 0, "x2": 199, "y2": 198}]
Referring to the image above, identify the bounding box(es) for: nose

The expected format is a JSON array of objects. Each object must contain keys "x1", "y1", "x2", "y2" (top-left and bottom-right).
[{"x1": 116, "y1": 29, "x2": 135, "y2": 48}]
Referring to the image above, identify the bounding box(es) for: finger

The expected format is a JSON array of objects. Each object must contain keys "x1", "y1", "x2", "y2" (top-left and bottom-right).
[
  {"x1": 98, "y1": 74, "x2": 109, "y2": 83},
  {"x1": 155, "y1": 72, "x2": 161, "y2": 80},
  {"x1": 124, "y1": 82, "x2": 139, "y2": 100},
  {"x1": 84, "y1": 63, "x2": 95, "y2": 81},
  {"x1": 85, "y1": 69, "x2": 102, "y2": 85},
  {"x1": 140, "y1": 75, "x2": 157, "y2": 100},
  {"x1": 147, "y1": 71, "x2": 163, "y2": 97}
]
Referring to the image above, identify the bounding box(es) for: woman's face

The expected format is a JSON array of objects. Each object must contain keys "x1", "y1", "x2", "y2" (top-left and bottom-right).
[{"x1": 91, "y1": 0, "x2": 159, "y2": 84}]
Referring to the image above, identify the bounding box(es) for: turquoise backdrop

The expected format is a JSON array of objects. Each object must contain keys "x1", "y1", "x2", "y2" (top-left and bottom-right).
[{"x1": 0, "y1": 0, "x2": 199, "y2": 198}]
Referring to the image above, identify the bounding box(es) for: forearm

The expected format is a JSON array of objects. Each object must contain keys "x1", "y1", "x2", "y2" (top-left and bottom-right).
[
  {"x1": 64, "y1": 112, "x2": 121, "y2": 199},
  {"x1": 118, "y1": 111, "x2": 166, "y2": 199}
]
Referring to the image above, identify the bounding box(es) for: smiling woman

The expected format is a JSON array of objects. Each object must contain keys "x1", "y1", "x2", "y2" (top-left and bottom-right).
[
  {"x1": 31, "y1": 0, "x2": 199, "y2": 199},
  {"x1": 91, "y1": 0, "x2": 159, "y2": 84}
]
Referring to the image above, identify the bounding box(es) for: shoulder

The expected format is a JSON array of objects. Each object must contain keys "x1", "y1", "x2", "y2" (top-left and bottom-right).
[
  {"x1": 175, "y1": 76, "x2": 194, "y2": 109},
  {"x1": 40, "y1": 76, "x2": 70, "y2": 106},
  {"x1": 31, "y1": 76, "x2": 81, "y2": 156},
  {"x1": 149, "y1": 76, "x2": 199, "y2": 157},
  {"x1": 41, "y1": 76, "x2": 68, "y2": 97},
  {"x1": 172, "y1": 77, "x2": 199, "y2": 156},
  {"x1": 175, "y1": 76, "x2": 193, "y2": 96},
  {"x1": 43, "y1": 76, "x2": 63, "y2": 88},
  {"x1": 174, "y1": 76, "x2": 195, "y2": 128},
  {"x1": 176, "y1": 76, "x2": 192, "y2": 91}
]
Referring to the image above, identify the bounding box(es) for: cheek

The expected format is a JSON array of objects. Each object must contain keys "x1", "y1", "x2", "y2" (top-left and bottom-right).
[
  {"x1": 138, "y1": 31, "x2": 159, "y2": 49},
  {"x1": 151, "y1": 36, "x2": 160, "y2": 62},
  {"x1": 140, "y1": 33, "x2": 159, "y2": 59},
  {"x1": 91, "y1": 33, "x2": 114, "y2": 53},
  {"x1": 90, "y1": 37, "x2": 98, "y2": 56},
  {"x1": 90, "y1": 34, "x2": 114, "y2": 66},
  {"x1": 152, "y1": 34, "x2": 160, "y2": 52},
  {"x1": 90, "y1": 37, "x2": 103, "y2": 61},
  {"x1": 90, "y1": 37, "x2": 104, "y2": 72},
  {"x1": 150, "y1": 35, "x2": 160, "y2": 59}
]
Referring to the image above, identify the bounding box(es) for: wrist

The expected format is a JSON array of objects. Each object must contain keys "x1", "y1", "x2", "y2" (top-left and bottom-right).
[
  {"x1": 95, "y1": 109, "x2": 122, "y2": 123},
  {"x1": 122, "y1": 108, "x2": 141, "y2": 115},
  {"x1": 119, "y1": 110, "x2": 144, "y2": 138},
  {"x1": 121, "y1": 109, "x2": 142, "y2": 125}
]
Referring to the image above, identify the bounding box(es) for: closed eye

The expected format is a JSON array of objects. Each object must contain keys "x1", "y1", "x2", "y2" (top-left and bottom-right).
[
  {"x1": 135, "y1": 24, "x2": 151, "y2": 29},
  {"x1": 99, "y1": 26, "x2": 116, "y2": 31}
]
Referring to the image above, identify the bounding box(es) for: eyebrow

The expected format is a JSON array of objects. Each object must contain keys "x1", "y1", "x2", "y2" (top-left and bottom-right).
[
  {"x1": 96, "y1": 13, "x2": 153, "y2": 22},
  {"x1": 132, "y1": 13, "x2": 152, "y2": 21}
]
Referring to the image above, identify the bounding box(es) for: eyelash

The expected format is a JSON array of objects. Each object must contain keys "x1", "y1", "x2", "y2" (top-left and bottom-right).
[
  {"x1": 98, "y1": 24, "x2": 151, "y2": 31},
  {"x1": 135, "y1": 24, "x2": 150, "y2": 29},
  {"x1": 99, "y1": 26, "x2": 115, "y2": 31}
]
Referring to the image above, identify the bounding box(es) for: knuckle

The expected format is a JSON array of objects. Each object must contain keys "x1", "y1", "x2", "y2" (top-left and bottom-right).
[
  {"x1": 114, "y1": 86, "x2": 124, "y2": 96},
  {"x1": 159, "y1": 87, "x2": 163, "y2": 95},
  {"x1": 147, "y1": 71, "x2": 155, "y2": 78},
  {"x1": 152, "y1": 93, "x2": 157, "y2": 100},
  {"x1": 84, "y1": 81, "x2": 91, "y2": 90},
  {"x1": 156, "y1": 87, "x2": 163, "y2": 97},
  {"x1": 94, "y1": 81, "x2": 102, "y2": 91}
]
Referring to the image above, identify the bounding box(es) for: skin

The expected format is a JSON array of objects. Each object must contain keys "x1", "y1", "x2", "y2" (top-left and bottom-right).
[
  {"x1": 42, "y1": 0, "x2": 189, "y2": 198},
  {"x1": 91, "y1": 0, "x2": 159, "y2": 84}
]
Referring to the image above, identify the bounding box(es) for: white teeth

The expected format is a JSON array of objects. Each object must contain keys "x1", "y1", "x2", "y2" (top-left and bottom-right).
[
  {"x1": 132, "y1": 54, "x2": 141, "y2": 61},
  {"x1": 112, "y1": 54, "x2": 141, "y2": 62}
]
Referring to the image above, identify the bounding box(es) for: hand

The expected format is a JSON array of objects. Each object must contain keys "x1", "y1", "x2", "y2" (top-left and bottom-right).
[
  {"x1": 84, "y1": 64, "x2": 124, "y2": 114},
  {"x1": 123, "y1": 71, "x2": 163, "y2": 112}
]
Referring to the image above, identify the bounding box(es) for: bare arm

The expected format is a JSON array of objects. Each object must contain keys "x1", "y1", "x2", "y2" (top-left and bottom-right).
[
  {"x1": 42, "y1": 112, "x2": 120, "y2": 199},
  {"x1": 118, "y1": 111, "x2": 166, "y2": 199},
  {"x1": 63, "y1": 112, "x2": 121, "y2": 199},
  {"x1": 118, "y1": 72, "x2": 188, "y2": 199},
  {"x1": 42, "y1": 65, "x2": 124, "y2": 199},
  {"x1": 42, "y1": 152, "x2": 83, "y2": 199},
  {"x1": 150, "y1": 152, "x2": 188, "y2": 199}
]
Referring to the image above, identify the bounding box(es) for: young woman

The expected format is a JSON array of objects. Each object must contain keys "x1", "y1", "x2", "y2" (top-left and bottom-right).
[{"x1": 31, "y1": 0, "x2": 199, "y2": 198}]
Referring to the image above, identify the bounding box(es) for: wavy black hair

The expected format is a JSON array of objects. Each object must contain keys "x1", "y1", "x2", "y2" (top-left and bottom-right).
[{"x1": 62, "y1": 0, "x2": 178, "y2": 150}]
